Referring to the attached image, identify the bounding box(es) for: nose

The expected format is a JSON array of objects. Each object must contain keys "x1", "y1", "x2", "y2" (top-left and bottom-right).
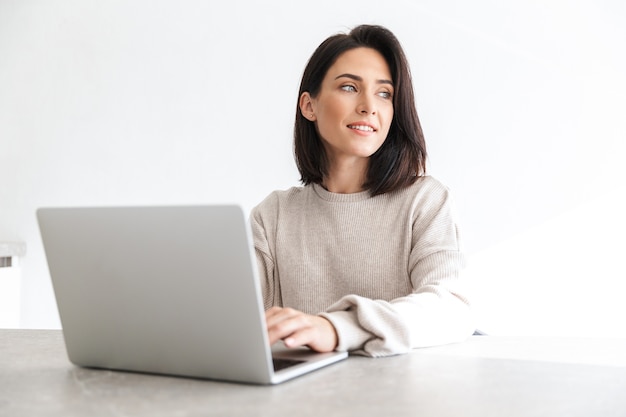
[{"x1": 357, "y1": 96, "x2": 376, "y2": 115}]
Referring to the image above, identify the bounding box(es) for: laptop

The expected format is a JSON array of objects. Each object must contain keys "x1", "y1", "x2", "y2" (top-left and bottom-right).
[{"x1": 37, "y1": 205, "x2": 347, "y2": 384}]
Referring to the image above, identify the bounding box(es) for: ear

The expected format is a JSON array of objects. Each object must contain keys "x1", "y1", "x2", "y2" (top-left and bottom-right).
[{"x1": 299, "y1": 92, "x2": 317, "y2": 121}]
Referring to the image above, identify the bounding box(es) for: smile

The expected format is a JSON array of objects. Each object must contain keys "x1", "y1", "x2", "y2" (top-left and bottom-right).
[{"x1": 347, "y1": 124, "x2": 375, "y2": 132}]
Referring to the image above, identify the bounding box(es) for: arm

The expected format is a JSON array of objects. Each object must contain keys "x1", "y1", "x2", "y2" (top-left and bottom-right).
[
  {"x1": 250, "y1": 198, "x2": 281, "y2": 310},
  {"x1": 251, "y1": 196, "x2": 340, "y2": 352},
  {"x1": 251, "y1": 181, "x2": 474, "y2": 357},
  {"x1": 320, "y1": 184, "x2": 474, "y2": 357}
]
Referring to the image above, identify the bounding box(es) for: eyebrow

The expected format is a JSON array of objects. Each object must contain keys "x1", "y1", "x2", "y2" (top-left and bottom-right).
[{"x1": 334, "y1": 73, "x2": 393, "y2": 86}]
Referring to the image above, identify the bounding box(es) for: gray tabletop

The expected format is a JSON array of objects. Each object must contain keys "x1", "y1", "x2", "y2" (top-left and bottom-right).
[{"x1": 1, "y1": 330, "x2": 626, "y2": 417}]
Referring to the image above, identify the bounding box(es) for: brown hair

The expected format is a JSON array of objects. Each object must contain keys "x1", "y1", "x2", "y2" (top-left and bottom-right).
[{"x1": 294, "y1": 24, "x2": 427, "y2": 196}]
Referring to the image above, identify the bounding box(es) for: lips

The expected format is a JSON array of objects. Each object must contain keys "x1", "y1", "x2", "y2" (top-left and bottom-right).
[{"x1": 347, "y1": 123, "x2": 376, "y2": 132}]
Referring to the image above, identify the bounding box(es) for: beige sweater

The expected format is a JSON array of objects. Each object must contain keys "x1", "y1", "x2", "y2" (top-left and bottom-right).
[{"x1": 251, "y1": 176, "x2": 475, "y2": 357}]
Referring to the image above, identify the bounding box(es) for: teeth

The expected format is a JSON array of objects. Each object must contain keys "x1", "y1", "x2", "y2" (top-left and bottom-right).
[{"x1": 348, "y1": 125, "x2": 374, "y2": 132}]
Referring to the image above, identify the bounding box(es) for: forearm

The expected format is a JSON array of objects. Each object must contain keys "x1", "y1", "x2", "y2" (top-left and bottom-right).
[{"x1": 320, "y1": 285, "x2": 473, "y2": 357}]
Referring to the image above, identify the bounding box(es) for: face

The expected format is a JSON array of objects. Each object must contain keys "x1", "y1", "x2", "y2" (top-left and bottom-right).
[{"x1": 300, "y1": 47, "x2": 394, "y2": 165}]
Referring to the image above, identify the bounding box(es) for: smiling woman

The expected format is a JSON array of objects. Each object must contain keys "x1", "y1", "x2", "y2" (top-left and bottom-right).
[
  {"x1": 298, "y1": 47, "x2": 394, "y2": 193},
  {"x1": 293, "y1": 26, "x2": 427, "y2": 198},
  {"x1": 251, "y1": 25, "x2": 475, "y2": 357}
]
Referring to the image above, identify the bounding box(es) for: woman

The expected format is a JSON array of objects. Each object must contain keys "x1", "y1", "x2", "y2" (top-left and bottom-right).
[{"x1": 251, "y1": 24, "x2": 475, "y2": 357}]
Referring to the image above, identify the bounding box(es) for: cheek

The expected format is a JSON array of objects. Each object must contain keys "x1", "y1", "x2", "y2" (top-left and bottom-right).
[
  {"x1": 318, "y1": 99, "x2": 344, "y2": 122},
  {"x1": 315, "y1": 103, "x2": 345, "y2": 137},
  {"x1": 380, "y1": 109, "x2": 394, "y2": 136}
]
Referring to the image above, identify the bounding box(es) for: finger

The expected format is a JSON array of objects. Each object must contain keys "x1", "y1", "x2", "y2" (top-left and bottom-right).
[
  {"x1": 285, "y1": 316, "x2": 338, "y2": 352},
  {"x1": 264, "y1": 306, "x2": 283, "y2": 319},
  {"x1": 282, "y1": 326, "x2": 317, "y2": 349},
  {"x1": 266, "y1": 312, "x2": 309, "y2": 345},
  {"x1": 265, "y1": 307, "x2": 298, "y2": 328}
]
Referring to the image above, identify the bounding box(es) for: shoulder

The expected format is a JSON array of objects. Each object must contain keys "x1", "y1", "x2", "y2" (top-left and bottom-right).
[
  {"x1": 251, "y1": 185, "x2": 311, "y2": 221},
  {"x1": 391, "y1": 175, "x2": 452, "y2": 205},
  {"x1": 390, "y1": 176, "x2": 460, "y2": 227},
  {"x1": 411, "y1": 175, "x2": 449, "y2": 193},
  {"x1": 405, "y1": 177, "x2": 463, "y2": 234}
]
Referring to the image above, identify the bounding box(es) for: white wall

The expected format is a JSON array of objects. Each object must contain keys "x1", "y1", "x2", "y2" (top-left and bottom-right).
[{"x1": 1, "y1": 0, "x2": 624, "y2": 335}]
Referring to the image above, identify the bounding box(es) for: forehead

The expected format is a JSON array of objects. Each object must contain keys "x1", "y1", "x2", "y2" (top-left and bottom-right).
[{"x1": 325, "y1": 47, "x2": 392, "y2": 81}]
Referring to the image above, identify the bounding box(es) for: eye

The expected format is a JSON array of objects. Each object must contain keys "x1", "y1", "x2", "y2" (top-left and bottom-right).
[
  {"x1": 378, "y1": 91, "x2": 393, "y2": 100},
  {"x1": 340, "y1": 85, "x2": 357, "y2": 93}
]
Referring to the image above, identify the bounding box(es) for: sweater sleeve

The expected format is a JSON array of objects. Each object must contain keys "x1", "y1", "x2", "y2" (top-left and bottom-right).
[
  {"x1": 319, "y1": 183, "x2": 475, "y2": 357},
  {"x1": 250, "y1": 196, "x2": 281, "y2": 310}
]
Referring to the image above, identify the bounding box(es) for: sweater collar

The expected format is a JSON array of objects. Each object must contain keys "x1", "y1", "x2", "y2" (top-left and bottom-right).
[{"x1": 312, "y1": 183, "x2": 372, "y2": 202}]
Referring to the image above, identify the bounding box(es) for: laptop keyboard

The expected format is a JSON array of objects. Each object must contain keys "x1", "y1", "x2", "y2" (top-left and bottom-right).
[{"x1": 272, "y1": 357, "x2": 305, "y2": 371}]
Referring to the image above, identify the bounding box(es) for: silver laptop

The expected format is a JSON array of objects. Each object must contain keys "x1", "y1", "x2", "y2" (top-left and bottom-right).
[{"x1": 37, "y1": 205, "x2": 347, "y2": 384}]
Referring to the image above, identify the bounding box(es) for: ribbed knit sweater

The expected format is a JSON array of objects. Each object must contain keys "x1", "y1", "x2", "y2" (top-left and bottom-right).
[{"x1": 251, "y1": 176, "x2": 475, "y2": 357}]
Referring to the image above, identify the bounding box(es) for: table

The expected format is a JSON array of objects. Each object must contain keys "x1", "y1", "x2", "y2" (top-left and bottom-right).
[{"x1": 1, "y1": 330, "x2": 625, "y2": 416}]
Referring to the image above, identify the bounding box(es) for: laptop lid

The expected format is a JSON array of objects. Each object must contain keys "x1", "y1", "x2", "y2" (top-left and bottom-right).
[{"x1": 37, "y1": 205, "x2": 346, "y2": 384}]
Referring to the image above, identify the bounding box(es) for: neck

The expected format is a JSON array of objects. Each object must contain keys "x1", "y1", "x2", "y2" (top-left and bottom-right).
[{"x1": 323, "y1": 157, "x2": 368, "y2": 194}]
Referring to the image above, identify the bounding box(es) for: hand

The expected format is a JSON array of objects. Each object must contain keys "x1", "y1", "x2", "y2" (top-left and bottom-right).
[{"x1": 265, "y1": 306, "x2": 338, "y2": 353}]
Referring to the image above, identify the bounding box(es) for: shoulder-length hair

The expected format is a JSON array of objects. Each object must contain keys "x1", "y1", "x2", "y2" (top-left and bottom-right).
[{"x1": 294, "y1": 24, "x2": 427, "y2": 196}]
